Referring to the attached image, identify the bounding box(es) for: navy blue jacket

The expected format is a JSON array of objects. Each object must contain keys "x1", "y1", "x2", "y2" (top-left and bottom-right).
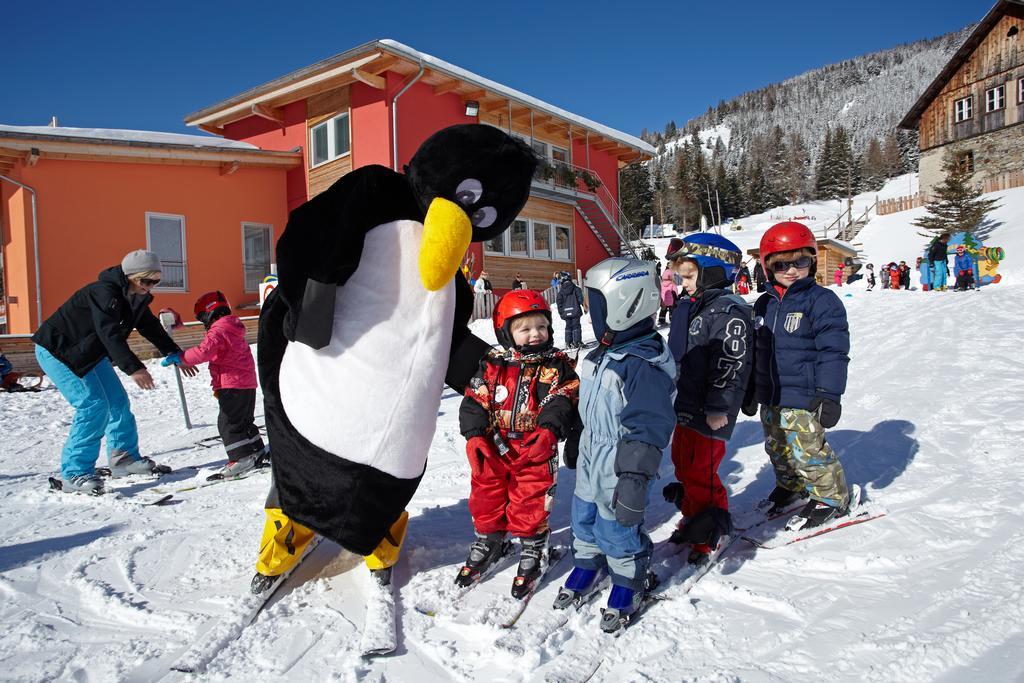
[
  {"x1": 670, "y1": 289, "x2": 753, "y2": 441},
  {"x1": 555, "y1": 280, "x2": 584, "y2": 319},
  {"x1": 753, "y1": 279, "x2": 849, "y2": 409}
]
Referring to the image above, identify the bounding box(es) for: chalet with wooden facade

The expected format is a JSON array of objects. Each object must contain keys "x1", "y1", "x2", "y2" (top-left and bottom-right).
[
  {"x1": 0, "y1": 126, "x2": 300, "y2": 335},
  {"x1": 184, "y1": 39, "x2": 656, "y2": 292},
  {"x1": 899, "y1": 0, "x2": 1024, "y2": 196}
]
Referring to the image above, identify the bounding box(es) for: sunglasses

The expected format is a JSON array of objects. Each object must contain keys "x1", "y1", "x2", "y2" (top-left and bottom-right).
[
  {"x1": 138, "y1": 278, "x2": 161, "y2": 287},
  {"x1": 770, "y1": 256, "x2": 813, "y2": 273}
]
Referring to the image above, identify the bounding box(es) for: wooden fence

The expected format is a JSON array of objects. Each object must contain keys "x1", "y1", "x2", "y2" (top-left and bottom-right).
[
  {"x1": 471, "y1": 286, "x2": 558, "y2": 323},
  {"x1": 877, "y1": 193, "x2": 928, "y2": 216},
  {"x1": 982, "y1": 170, "x2": 1024, "y2": 194},
  {"x1": 0, "y1": 317, "x2": 259, "y2": 374}
]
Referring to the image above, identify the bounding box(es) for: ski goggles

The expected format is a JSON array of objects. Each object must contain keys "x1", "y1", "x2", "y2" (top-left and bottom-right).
[{"x1": 769, "y1": 256, "x2": 814, "y2": 273}]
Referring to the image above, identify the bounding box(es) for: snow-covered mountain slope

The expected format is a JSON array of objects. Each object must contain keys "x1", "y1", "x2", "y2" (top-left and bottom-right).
[{"x1": 1, "y1": 187, "x2": 1022, "y2": 681}]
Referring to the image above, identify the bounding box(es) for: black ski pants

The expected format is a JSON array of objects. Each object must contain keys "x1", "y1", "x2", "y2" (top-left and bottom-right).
[{"x1": 216, "y1": 388, "x2": 265, "y2": 462}]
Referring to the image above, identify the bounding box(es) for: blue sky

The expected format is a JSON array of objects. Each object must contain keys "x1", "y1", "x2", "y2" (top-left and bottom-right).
[{"x1": 2, "y1": 0, "x2": 987, "y2": 139}]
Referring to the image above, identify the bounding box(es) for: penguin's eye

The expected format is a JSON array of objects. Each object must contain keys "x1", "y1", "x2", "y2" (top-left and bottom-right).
[
  {"x1": 471, "y1": 206, "x2": 498, "y2": 228},
  {"x1": 455, "y1": 179, "x2": 484, "y2": 206}
]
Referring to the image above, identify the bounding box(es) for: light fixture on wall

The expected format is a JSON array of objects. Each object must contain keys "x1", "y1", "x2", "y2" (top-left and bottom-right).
[{"x1": 464, "y1": 100, "x2": 480, "y2": 117}]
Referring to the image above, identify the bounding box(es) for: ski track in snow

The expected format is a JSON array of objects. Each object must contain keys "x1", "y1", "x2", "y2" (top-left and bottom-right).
[{"x1": 2, "y1": 186, "x2": 1024, "y2": 680}]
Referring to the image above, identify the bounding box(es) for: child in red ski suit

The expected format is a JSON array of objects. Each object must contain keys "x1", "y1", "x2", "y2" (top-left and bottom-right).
[
  {"x1": 163, "y1": 291, "x2": 267, "y2": 480},
  {"x1": 457, "y1": 290, "x2": 579, "y2": 599},
  {"x1": 888, "y1": 263, "x2": 901, "y2": 289}
]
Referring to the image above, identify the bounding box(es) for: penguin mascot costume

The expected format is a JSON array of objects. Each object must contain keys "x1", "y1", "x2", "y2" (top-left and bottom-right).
[{"x1": 253, "y1": 124, "x2": 537, "y2": 590}]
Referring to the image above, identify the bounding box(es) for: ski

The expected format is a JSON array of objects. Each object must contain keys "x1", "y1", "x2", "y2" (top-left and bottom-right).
[
  {"x1": 742, "y1": 510, "x2": 887, "y2": 549},
  {"x1": 168, "y1": 535, "x2": 324, "y2": 673},
  {"x1": 149, "y1": 463, "x2": 270, "y2": 495},
  {"x1": 360, "y1": 567, "x2": 397, "y2": 657},
  {"x1": 412, "y1": 539, "x2": 515, "y2": 618},
  {"x1": 47, "y1": 476, "x2": 173, "y2": 506},
  {"x1": 477, "y1": 545, "x2": 567, "y2": 629}
]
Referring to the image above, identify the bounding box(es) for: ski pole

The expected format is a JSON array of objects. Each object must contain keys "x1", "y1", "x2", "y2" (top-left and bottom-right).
[{"x1": 159, "y1": 309, "x2": 192, "y2": 430}]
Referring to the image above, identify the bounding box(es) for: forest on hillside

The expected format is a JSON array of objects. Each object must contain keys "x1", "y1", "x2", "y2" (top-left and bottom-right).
[{"x1": 621, "y1": 25, "x2": 974, "y2": 229}]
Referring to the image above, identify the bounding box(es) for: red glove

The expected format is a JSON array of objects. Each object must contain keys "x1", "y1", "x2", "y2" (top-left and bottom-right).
[
  {"x1": 466, "y1": 436, "x2": 497, "y2": 477},
  {"x1": 521, "y1": 428, "x2": 559, "y2": 463}
]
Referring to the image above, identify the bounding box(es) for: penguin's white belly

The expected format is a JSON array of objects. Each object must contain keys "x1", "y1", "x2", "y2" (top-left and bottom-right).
[{"x1": 279, "y1": 219, "x2": 455, "y2": 479}]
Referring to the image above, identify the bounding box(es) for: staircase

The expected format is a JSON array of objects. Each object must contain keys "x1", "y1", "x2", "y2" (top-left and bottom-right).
[
  {"x1": 575, "y1": 194, "x2": 627, "y2": 257},
  {"x1": 822, "y1": 198, "x2": 878, "y2": 244}
]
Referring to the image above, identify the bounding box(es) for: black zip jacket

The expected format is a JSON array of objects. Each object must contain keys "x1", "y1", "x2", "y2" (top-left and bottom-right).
[
  {"x1": 670, "y1": 288, "x2": 753, "y2": 441},
  {"x1": 31, "y1": 266, "x2": 180, "y2": 377}
]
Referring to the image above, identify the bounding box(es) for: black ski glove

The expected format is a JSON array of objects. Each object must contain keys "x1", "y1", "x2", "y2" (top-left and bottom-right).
[
  {"x1": 612, "y1": 473, "x2": 648, "y2": 527},
  {"x1": 562, "y1": 430, "x2": 580, "y2": 469},
  {"x1": 662, "y1": 482, "x2": 685, "y2": 509},
  {"x1": 741, "y1": 397, "x2": 759, "y2": 417},
  {"x1": 810, "y1": 397, "x2": 842, "y2": 428}
]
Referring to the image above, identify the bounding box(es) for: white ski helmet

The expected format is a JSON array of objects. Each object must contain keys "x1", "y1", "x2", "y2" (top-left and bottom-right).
[{"x1": 584, "y1": 257, "x2": 661, "y2": 333}]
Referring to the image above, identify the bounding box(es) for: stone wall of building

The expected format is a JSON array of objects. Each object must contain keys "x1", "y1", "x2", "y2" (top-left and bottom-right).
[{"x1": 920, "y1": 122, "x2": 1024, "y2": 196}]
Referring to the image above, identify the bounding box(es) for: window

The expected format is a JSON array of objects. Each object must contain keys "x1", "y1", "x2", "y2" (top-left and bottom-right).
[
  {"x1": 1018, "y1": 78, "x2": 1024, "y2": 104},
  {"x1": 956, "y1": 150, "x2": 975, "y2": 174},
  {"x1": 309, "y1": 112, "x2": 350, "y2": 167},
  {"x1": 146, "y1": 213, "x2": 187, "y2": 290},
  {"x1": 533, "y1": 222, "x2": 552, "y2": 259},
  {"x1": 954, "y1": 96, "x2": 973, "y2": 122},
  {"x1": 554, "y1": 225, "x2": 572, "y2": 260},
  {"x1": 509, "y1": 219, "x2": 529, "y2": 257},
  {"x1": 986, "y1": 85, "x2": 1006, "y2": 112},
  {"x1": 242, "y1": 223, "x2": 273, "y2": 292},
  {"x1": 484, "y1": 231, "x2": 506, "y2": 255},
  {"x1": 483, "y1": 219, "x2": 572, "y2": 261}
]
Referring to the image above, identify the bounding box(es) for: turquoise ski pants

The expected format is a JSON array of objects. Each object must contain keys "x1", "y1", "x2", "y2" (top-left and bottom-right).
[{"x1": 35, "y1": 345, "x2": 140, "y2": 479}]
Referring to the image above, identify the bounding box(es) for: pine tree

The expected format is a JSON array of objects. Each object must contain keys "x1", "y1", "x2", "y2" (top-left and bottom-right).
[
  {"x1": 913, "y1": 150, "x2": 1000, "y2": 237},
  {"x1": 814, "y1": 128, "x2": 835, "y2": 199},
  {"x1": 620, "y1": 161, "x2": 654, "y2": 228},
  {"x1": 881, "y1": 133, "x2": 902, "y2": 178},
  {"x1": 858, "y1": 138, "x2": 887, "y2": 192}
]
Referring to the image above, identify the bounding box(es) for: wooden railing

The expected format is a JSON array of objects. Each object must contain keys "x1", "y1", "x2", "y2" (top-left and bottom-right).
[{"x1": 982, "y1": 170, "x2": 1024, "y2": 194}]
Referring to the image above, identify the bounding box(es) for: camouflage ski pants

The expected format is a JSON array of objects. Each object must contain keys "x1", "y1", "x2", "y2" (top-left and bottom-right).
[{"x1": 760, "y1": 406, "x2": 850, "y2": 509}]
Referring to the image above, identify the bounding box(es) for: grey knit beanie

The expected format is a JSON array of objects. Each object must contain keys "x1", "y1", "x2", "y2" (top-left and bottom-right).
[{"x1": 121, "y1": 250, "x2": 162, "y2": 276}]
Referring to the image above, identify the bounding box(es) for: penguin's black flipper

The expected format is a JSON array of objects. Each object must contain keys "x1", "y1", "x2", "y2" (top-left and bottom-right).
[
  {"x1": 445, "y1": 270, "x2": 492, "y2": 394},
  {"x1": 275, "y1": 165, "x2": 423, "y2": 348}
]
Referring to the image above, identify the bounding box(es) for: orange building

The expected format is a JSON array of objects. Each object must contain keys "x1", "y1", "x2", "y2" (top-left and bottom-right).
[{"x1": 0, "y1": 126, "x2": 300, "y2": 334}]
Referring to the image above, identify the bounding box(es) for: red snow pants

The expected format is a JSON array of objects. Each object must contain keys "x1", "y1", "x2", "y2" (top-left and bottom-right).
[
  {"x1": 670, "y1": 425, "x2": 729, "y2": 520},
  {"x1": 467, "y1": 442, "x2": 555, "y2": 538}
]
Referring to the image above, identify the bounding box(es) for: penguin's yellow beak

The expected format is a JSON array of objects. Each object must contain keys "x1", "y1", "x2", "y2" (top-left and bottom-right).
[{"x1": 419, "y1": 197, "x2": 472, "y2": 291}]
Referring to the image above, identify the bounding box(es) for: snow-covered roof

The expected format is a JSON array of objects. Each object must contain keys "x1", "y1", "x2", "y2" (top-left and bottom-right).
[
  {"x1": 0, "y1": 124, "x2": 259, "y2": 151},
  {"x1": 186, "y1": 39, "x2": 654, "y2": 156},
  {"x1": 377, "y1": 40, "x2": 654, "y2": 155}
]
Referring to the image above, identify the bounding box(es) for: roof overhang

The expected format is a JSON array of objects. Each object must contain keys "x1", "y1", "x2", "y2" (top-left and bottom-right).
[
  {"x1": 747, "y1": 237, "x2": 858, "y2": 257},
  {"x1": 0, "y1": 130, "x2": 302, "y2": 175},
  {"x1": 898, "y1": 0, "x2": 1024, "y2": 131},
  {"x1": 184, "y1": 39, "x2": 654, "y2": 162}
]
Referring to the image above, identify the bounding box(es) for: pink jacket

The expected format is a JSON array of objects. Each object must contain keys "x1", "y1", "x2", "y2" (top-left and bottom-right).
[
  {"x1": 182, "y1": 315, "x2": 257, "y2": 390},
  {"x1": 660, "y1": 269, "x2": 677, "y2": 307}
]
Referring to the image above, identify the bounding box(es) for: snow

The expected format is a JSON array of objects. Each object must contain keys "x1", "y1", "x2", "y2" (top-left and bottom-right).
[
  {"x1": 2, "y1": 182, "x2": 1023, "y2": 680},
  {"x1": 0, "y1": 124, "x2": 258, "y2": 150}
]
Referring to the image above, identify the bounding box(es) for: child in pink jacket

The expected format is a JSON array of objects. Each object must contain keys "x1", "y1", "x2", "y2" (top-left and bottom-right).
[
  {"x1": 658, "y1": 266, "x2": 677, "y2": 325},
  {"x1": 163, "y1": 291, "x2": 267, "y2": 480},
  {"x1": 833, "y1": 263, "x2": 845, "y2": 287}
]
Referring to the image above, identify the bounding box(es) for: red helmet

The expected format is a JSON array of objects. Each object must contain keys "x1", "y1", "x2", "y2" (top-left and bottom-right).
[
  {"x1": 759, "y1": 221, "x2": 817, "y2": 276},
  {"x1": 956, "y1": 244, "x2": 965, "y2": 252},
  {"x1": 492, "y1": 290, "x2": 552, "y2": 350},
  {"x1": 193, "y1": 291, "x2": 230, "y2": 326}
]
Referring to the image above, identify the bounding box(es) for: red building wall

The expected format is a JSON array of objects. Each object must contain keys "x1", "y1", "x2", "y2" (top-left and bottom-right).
[
  {"x1": 224, "y1": 101, "x2": 308, "y2": 211},
  {"x1": 351, "y1": 80, "x2": 392, "y2": 170}
]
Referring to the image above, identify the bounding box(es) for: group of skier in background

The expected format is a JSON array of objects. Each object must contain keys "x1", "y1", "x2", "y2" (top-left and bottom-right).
[{"x1": 855, "y1": 233, "x2": 976, "y2": 292}]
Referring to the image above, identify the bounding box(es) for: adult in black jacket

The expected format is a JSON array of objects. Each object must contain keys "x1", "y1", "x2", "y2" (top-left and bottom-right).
[
  {"x1": 752, "y1": 262, "x2": 767, "y2": 292},
  {"x1": 32, "y1": 250, "x2": 193, "y2": 494},
  {"x1": 928, "y1": 233, "x2": 950, "y2": 291},
  {"x1": 554, "y1": 271, "x2": 585, "y2": 348}
]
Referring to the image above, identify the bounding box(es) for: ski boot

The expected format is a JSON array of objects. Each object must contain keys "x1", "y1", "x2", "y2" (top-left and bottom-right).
[
  {"x1": 599, "y1": 572, "x2": 660, "y2": 634},
  {"x1": 107, "y1": 452, "x2": 166, "y2": 477},
  {"x1": 61, "y1": 473, "x2": 106, "y2": 495},
  {"x1": 370, "y1": 566, "x2": 393, "y2": 587},
  {"x1": 454, "y1": 532, "x2": 510, "y2": 588},
  {"x1": 207, "y1": 450, "x2": 265, "y2": 481},
  {"x1": 756, "y1": 485, "x2": 805, "y2": 515},
  {"x1": 785, "y1": 499, "x2": 847, "y2": 532},
  {"x1": 687, "y1": 545, "x2": 712, "y2": 566},
  {"x1": 511, "y1": 531, "x2": 549, "y2": 599},
  {"x1": 552, "y1": 566, "x2": 606, "y2": 609},
  {"x1": 250, "y1": 572, "x2": 278, "y2": 595}
]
